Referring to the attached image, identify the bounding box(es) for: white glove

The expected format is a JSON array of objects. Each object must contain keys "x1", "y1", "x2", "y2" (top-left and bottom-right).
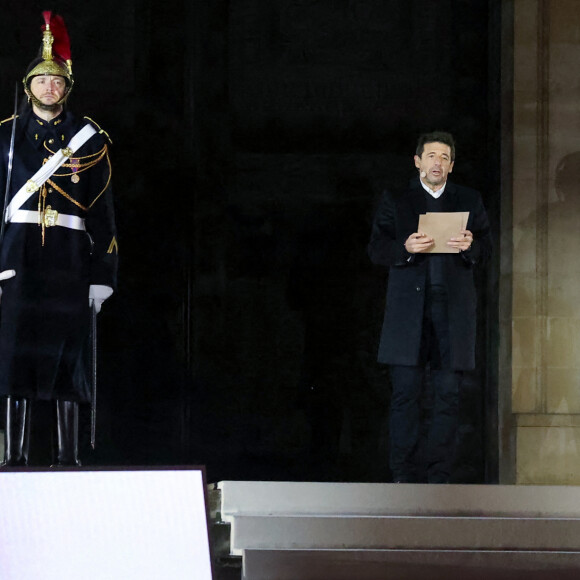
[
  {"x1": 89, "y1": 284, "x2": 113, "y2": 314},
  {"x1": 0, "y1": 270, "x2": 16, "y2": 304},
  {"x1": 0, "y1": 270, "x2": 16, "y2": 281}
]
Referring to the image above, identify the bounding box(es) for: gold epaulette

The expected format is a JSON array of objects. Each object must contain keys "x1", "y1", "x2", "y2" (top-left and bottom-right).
[
  {"x1": 83, "y1": 116, "x2": 112, "y2": 145},
  {"x1": 0, "y1": 115, "x2": 18, "y2": 125}
]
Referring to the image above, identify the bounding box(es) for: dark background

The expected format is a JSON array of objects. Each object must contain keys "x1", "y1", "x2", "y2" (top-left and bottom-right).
[{"x1": 0, "y1": 0, "x2": 505, "y2": 483}]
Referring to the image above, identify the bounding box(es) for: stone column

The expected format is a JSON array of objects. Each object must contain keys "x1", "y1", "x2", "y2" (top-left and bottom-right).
[{"x1": 513, "y1": 0, "x2": 580, "y2": 484}]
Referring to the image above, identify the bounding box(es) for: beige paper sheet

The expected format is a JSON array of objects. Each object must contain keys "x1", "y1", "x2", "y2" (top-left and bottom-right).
[{"x1": 417, "y1": 212, "x2": 470, "y2": 253}]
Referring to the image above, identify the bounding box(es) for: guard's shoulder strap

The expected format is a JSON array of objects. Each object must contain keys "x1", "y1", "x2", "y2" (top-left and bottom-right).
[
  {"x1": 83, "y1": 116, "x2": 112, "y2": 145},
  {"x1": 0, "y1": 114, "x2": 18, "y2": 126}
]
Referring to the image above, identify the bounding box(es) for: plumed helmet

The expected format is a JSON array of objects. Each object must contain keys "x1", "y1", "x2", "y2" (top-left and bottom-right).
[{"x1": 23, "y1": 11, "x2": 74, "y2": 102}]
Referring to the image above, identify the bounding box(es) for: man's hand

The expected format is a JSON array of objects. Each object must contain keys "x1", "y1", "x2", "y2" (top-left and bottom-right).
[
  {"x1": 405, "y1": 232, "x2": 434, "y2": 254},
  {"x1": 448, "y1": 229, "x2": 473, "y2": 252},
  {"x1": 0, "y1": 270, "x2": 16, "y2": 305},
  {"x1": 0, "y1": 270, "x2": 16, "y2": 281},
  {"x1": 89, "y1": 285, "x2": 114, "y2": 314}
]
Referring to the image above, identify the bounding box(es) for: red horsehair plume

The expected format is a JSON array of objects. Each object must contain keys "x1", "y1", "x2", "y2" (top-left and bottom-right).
[{"x1": 42, "y1": 10, "x2": 72, "y2": 64}]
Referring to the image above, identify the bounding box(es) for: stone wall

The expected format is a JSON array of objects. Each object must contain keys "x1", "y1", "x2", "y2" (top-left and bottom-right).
[{"x1": 512, "y1": 0, "x2": 580, "y2": 484}]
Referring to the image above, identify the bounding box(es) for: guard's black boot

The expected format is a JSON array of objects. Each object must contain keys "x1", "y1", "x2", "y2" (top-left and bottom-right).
[
  {"x1": 1, "y1": 396, "x2": 31, "y2": 467},
  {"x1": 52, "y1": 399, "x2": 81, "y2": 467}
]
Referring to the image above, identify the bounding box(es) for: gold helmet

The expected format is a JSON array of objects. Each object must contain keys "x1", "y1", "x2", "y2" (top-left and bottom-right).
[{"x1": 23, "y1": 11, "x2": 74, "y2": 105}]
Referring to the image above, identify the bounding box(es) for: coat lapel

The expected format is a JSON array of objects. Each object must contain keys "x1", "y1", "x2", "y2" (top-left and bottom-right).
[
  {"x1": 439, "y1": 181, "x2": 459, "y2": 212},
  {"x1": 408, "y1": 178, "x2": 459, "y2": 213},
  {"x1": 407, "y1": 179, "x2": 427, "y2": 215}
]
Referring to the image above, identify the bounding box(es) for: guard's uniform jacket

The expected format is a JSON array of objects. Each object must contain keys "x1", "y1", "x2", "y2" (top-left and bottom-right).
[{"x1": 0, "y1": 108, "x2": 118, "y2": 402}]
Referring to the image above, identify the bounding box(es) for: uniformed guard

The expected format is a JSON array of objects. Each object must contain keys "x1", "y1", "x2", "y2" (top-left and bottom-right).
[{"x1": 0, "y1": 11, "x2": 118, "y2": 466}]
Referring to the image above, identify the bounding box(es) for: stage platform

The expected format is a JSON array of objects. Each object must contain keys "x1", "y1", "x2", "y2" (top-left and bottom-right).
[{"x1": 209, "y1": 481, "x2": 580, "y2": 579}]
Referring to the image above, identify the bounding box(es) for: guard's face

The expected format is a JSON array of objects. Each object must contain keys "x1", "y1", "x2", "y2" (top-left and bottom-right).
[
  {"x1": 414, "y1": 142, "x2": 454, "y2": 189},
  {"x1": 29, "y1": 75, "x2": 67, "y2": 106}
]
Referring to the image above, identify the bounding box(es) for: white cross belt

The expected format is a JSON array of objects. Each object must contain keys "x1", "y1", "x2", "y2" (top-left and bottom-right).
[{"x1": 5, "y1": 124, "x2": 97, "y2": 223}]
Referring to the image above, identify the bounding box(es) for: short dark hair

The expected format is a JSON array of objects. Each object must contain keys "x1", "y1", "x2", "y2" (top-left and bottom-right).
[{"x1": 416, "y1": 131, "x2": 456, "y2": 161}]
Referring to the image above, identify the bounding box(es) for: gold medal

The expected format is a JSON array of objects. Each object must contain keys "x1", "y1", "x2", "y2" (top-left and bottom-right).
[{"x1": 71, "y1": 158, "x2": 80, "y2": 183}]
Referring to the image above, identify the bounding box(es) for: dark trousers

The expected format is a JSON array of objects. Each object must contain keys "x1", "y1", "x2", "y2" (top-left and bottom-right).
[{"x1": 389, "y1": 287, "x2": 460, "y2": 483}]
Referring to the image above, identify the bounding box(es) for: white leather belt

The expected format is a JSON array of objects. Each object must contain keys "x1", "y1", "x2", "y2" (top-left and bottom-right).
[{"x1": 10, "y1": 209, "x2": 86, "y2": 231}]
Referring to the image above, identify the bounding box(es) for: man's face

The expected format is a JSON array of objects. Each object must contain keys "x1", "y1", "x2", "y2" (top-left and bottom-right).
[
  {"x1": 414, "y1": 142, "x2": 454, "y2": 189},
  {"x1": 29, "y1": 75, "x2": 67, "y2": 108}
]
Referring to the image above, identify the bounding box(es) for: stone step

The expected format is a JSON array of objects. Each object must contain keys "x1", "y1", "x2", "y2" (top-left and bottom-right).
[
  {"x1": 215, "y1": 480, "x2": 580, "y2": 518},
  {"x1": 211, "y1": 481, "x2": 580, "y2": 580}
]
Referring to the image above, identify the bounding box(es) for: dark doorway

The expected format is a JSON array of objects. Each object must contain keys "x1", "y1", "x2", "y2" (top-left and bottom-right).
[{"x1": 0, "y1": 1, "x2": 504, "y2": 483}]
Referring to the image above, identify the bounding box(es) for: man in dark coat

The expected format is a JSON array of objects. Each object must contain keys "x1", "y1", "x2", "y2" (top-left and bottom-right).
[
  {"x1": 0, "y1": 12, "x2": 117, "y2": 466},
  {"x1": 368, "y1": 132, "x2": 491, "y2": 483}
]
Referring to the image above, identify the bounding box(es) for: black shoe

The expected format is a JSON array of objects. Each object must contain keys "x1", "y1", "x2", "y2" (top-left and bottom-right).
[
  {"x1": 428, "y1": 474, "x2": 451, "y2": 484},
  {"x1": 0, "y1": 456, "x2": 28, "y2": 468},
  {"x1": 392, "y1": 474, "x2": 418, "y2": 483}
]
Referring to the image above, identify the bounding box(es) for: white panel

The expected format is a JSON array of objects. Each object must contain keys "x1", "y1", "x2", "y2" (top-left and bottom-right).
[{"x1": 0, "y1": 469, "x2": 213, "y2": 580}]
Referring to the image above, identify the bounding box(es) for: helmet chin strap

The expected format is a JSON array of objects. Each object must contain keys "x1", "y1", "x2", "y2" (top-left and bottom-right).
[{"x1": 25, "y1": 87, "x2": 69, "y2": 111}]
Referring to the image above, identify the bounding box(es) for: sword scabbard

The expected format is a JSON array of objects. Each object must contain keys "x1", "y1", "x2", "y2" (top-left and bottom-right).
[
  {"x1": 90, "y1": 303, "x2": 98, "y2": 449},
  {"x1": 1, "y1": 83, "x2": 18, "y2": 244}
]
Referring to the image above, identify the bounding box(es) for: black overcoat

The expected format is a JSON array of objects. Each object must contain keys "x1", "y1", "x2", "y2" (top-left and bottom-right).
[
  {"x1": 368, "y1": 178, "x2": 491, "y2": 370},
  {"x1": 0, "y1": 108, "x2": 118, "y2": 402}
]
